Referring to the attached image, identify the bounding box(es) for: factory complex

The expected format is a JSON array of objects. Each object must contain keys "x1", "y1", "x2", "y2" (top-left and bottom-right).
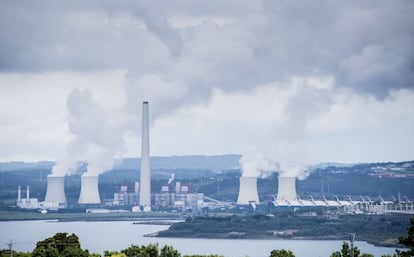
[{"x1": 14, "y1": 102, "x2": 414, "y2": 215}]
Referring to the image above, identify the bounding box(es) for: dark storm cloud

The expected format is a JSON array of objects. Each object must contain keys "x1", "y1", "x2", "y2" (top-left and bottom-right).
[{"x1": 0, "y1": 0, "x2": 413, "y2": 97}]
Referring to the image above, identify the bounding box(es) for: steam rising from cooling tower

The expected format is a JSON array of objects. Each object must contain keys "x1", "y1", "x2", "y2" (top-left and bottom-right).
[
  {"x1": 237, "y1": 177, "x2": 260, "y2": 205},
  {"x1": 44, "y1": 175, "x2": 67, "y2": 204},
  {"x1": 239, "y1": 83, "x2": 330, "y2": 182},
  {"x1": 78, "y1": 175, "x2": 101, "y2": 204},
  {"x1": 139, "y1": 101, "x2": 151, "y2": 207},
  {"x1": 50, "y1": 89, "x2": 130, "y2": 178}
]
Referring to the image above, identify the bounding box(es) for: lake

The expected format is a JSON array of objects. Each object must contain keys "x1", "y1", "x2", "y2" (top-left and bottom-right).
[{"x1": 0, "y1": 220, "x2": 399, "y2": 257}]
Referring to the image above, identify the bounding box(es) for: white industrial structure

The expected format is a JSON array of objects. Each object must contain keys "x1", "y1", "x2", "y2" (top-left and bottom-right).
[
  {"x1": 154, "y1": 181, "x2": 205, "y2": 209},
  {"x1": 139, "y1": 101, "x2": 151, "y2": 208},
  {"x1": 16, "y1": 185, "x2": 39, "y2": 209},
  {"x1": 44, "y1": 175, "x2": 67, "y2": 205},
  {"x1": 237, "y1": 177, "x2": 260, "y2": 205},
  {"x1": 276, "y1": 176, "x2": 297, "y2": 201},
  {"x1": 78, "y1": 175, "x2": 101, "y2": 204}
]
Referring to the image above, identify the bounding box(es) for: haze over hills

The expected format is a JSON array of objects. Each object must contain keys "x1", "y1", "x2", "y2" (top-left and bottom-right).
[
  {"x1": 1, "y1": 154, "x2": 413, "y2": 174},
  {"x1": 0, "y1": 155, "x2": 241, "y2": 173}
]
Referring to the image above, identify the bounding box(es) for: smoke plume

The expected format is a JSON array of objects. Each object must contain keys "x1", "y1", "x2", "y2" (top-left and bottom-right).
[
  {"x1": 240, "y1": 78, "x2": 333, "y2": 180},
  {"x1": 168, "y1": 173, "x2": 175, "y2": 184},
  {"x1": 52, "y1": 89, "x2": 131, "y2": 176}
]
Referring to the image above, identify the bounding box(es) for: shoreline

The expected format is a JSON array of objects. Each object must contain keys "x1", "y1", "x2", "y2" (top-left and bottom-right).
[{"x1": 149, "y1": 232, "x2": 402, "y2": 248}]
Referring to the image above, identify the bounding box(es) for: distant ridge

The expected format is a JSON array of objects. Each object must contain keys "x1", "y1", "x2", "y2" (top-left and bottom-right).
[{"x1": 0, "y1": 154, "x2": 242, "y2": 173}]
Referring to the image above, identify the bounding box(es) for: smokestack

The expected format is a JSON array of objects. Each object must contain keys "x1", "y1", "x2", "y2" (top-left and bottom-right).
[
  {"x1": 175, "y1": 181, "x2": 181, "y2": 193},
  {"x1": 26, "y1": 185, "x2": 29, "y2": 202},
  {"x1": 17, "y1": 185, "x2": 21, "y2": 202},
  {"x1": 78, "y1": 175, "x2": 101, "y2": 204},
  {"x1": 139, "y1": 101, "x2": 151, "y2": 207},
  {"x1": 134, "y1": 181, "x2": 140, "y2": 193},
  {"x1": 276, "y1": 176, "x2": 297, "y2": 201},
  {"x1": 44, "y1": 175, "x2": 67, "y2": 204},
  {"x1": 237, "y1": 177, "x2": 260, "y2": 205}
]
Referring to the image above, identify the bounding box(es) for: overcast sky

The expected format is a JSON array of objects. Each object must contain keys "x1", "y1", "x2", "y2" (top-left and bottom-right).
[{"x1": 0, "y1": 0, "x2": 413, "y2": 166}]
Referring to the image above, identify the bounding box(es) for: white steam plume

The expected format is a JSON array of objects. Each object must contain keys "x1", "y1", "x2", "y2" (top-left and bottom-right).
[
  {"x1": 240, "y1": 78, "x2": 333, "y2": 180},
  {"x1": 239, "y1": 152, "x2": 278, "y2": 178},
  {"x1": 51, "y1": 89, "x2": 131, "y2": 176},
  {"x1": 168, "y1": 173, "x2": 175, "y2": 184}
]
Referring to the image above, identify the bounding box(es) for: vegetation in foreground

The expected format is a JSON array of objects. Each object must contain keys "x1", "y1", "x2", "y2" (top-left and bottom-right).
[{"x1": 1, "y1": 218, "x2": 413, "y2": 257}]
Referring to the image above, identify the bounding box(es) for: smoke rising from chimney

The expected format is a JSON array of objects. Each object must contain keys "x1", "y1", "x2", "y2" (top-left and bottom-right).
[{"x1": 168, "y1": 173, "x2": 175, "y2": 184}]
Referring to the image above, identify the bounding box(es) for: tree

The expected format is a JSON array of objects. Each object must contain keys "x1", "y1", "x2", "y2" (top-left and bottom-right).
[
  {"x1": 269, "y1": 249, "x2": 295, "y2": 257},
  {"x1": 160, "y1": 245, "x2": 180, "y2": 257},
  {"x1": 32, "y1": 232, "x2": 90, "y2": 257},
  {"x1": 398, "y1": 217, "x2": 414, "y2": 257},
  {"x1": 104, "y1": 250, "x2": 122, "y2": 257},
  {"x1": 120, "y1": 244, "x2": 159, "y2": 257},
  {"x1": 329, "y1": 242, "x2": 360, "y2": 257}
]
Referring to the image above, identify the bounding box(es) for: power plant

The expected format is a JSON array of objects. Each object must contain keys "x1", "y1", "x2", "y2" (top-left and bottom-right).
[
  {"x1": 78, "y1": 175, "x2": 101, "y2": 204},
  {"x1": 276, "y1": 176, "x2": 297, "y2": 201},
  {"x1": 139, "y1": 101, "x2": 151, "y2": 208},
  {"x1": 44, "y1": 175, "x2": 67, "y2": 204},
  {"x1": 17, "y1": 98, "x2": 410, "y2": 214},
  {"x1": 237, "y1": 177, "x2": 260, "y2": 205},
  {"x1": 17, "y1": 101, "x2": 153, "y2": 210}
]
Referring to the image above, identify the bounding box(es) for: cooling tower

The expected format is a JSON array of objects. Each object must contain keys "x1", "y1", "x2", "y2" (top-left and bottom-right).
[
  {"x1": 276, "y1": 176, "x2": 297, "y2": 201},
  {"x1": 78, "y1": 175, "x2": 101, "y2": 204},
  {"x1": 44, "y1": 175, "x2": 67, "y2": 204},
  {"x1": 139, "y1": 101, "x2": 151, "y2": 207},
  {"x1": 237, "y1": 177, "x2": 260, "y2": 205}
]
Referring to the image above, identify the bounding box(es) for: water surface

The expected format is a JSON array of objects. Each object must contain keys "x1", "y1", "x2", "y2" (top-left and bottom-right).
[{"x1": 0, "y1": 220, "x2": 399, "y2": 257}]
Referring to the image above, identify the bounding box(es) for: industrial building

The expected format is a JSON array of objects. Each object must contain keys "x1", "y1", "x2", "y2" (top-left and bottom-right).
[
  {"x1": 16, "y1": 185, "x2": 39, "y2": 209},
  {"x1": 113, "y1": 181, "x2": 140, "y2": 206},
  {"x1": 154, "y1": 181, "x2": 204, "y2": 209}
]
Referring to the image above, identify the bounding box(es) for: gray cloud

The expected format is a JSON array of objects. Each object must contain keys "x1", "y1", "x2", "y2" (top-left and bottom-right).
[
  {"x1": 1, "y1": 0, "x2": 413, "y2": 166},
  {"x1": 1, "y1": 0, "x2": 413, "y2": 98}
]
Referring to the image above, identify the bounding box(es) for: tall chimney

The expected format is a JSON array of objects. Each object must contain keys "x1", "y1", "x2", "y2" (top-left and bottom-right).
[
  {"x1": 17, "y1": 185, "x2": 21, "y2": 202},
  {"x1": 276, "y1": 176, "x2": 297, "y2": 201},
  {"x1": 78, "y1": 175, "x2": 101, "y2": 204},
  {"x1": 139, "y1": 101, "x2": 151, "y2": 207},
  {"x1": 26, "y1": 185, "x2": 30, "y2": 202},
  {"x1": 44, "y1": 175, "x2": 67, "y2": 204},
  {"x1": 237, "y1": 177, "x2": 260, "y2": 205}
]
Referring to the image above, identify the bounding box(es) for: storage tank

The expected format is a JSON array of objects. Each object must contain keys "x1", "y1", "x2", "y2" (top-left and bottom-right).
[
  {"x1": 44, "y1": 175, "x2": 67, "y2": 204},
  {"x1": 237, "y1": 176, "x2": 260, "y2": 205},
  {"x1": 78, "y1": 175, "x2": 101, "y2": 204},
  {"x1": 276, "y1": 176, "x2": 297, "y2": 201}
]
